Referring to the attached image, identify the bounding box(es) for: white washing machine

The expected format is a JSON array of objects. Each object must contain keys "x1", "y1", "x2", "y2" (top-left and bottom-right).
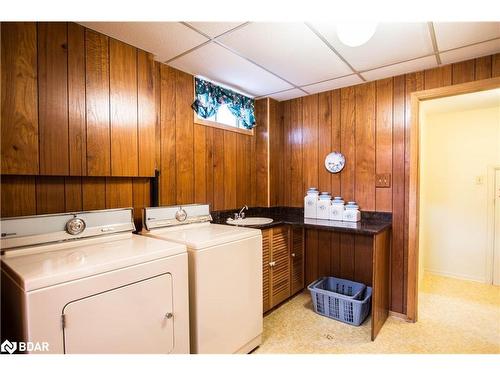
[
  {"x1": 0, "y1": 208, "x2": 189, "y2": 354},
  {"x1": 142, "y1": 204, "x2": 263, "y2": 354}
]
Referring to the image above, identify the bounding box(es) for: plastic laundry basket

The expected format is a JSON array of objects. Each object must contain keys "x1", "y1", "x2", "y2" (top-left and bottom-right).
[
  {"x1": 308, "y1": 277, "x2": 372, "y2": 326},
  {"x1": 311, "y1": 276, "x2": 366, "y2": 300}
]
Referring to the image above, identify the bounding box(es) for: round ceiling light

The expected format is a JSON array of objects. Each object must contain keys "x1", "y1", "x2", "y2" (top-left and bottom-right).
[{"x1": 336, "y1": 22, "x2": 378, "y2": 47}]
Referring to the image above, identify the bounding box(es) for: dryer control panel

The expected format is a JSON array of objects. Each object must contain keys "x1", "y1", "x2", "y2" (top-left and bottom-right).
[{"x1": 143, "y1": 204, "x2": 212, "y2": 230}]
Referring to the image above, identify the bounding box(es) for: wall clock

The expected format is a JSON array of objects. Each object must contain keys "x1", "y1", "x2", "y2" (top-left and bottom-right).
[{"x1": 325, "y1": 152, "x2": 345, "y2": 173}]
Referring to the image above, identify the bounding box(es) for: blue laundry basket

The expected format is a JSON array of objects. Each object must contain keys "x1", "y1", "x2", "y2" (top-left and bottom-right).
[{"x1": 308, "y1": 277, "x2": 372, "y2": 326}]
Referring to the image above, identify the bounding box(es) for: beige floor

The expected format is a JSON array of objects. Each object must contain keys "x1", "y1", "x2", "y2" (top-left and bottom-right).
[{"x1": 254, "y1": 273, "x2": 500, "y2": 354}]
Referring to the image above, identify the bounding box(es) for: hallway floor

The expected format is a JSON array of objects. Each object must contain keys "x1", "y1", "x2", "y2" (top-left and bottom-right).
[{"x1": 254, "y1": 273, "x2": 500, "y2": 354}]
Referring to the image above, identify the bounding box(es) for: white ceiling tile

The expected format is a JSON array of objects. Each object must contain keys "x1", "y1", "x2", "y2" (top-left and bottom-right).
[
  {"x1": 267, "y1": 89, "x2": 306, "y2": 101},
  {"x1": 186, "y1": 22, "x2": 247, "y2": 38},
  {"x1": 218, "y1": 22, "x2": 352, "y2": 86},
  {"x1": 301, "y1": 75, "x2": 363, "y2": 94},
  {"x1": 440, "y1": 39, "x2": 500, "y2": 65},
  {"x1": 168, "y1": 43, "x2": 293, "y2": 97},
  {"x1": 79, "y1": 22, "x2": 208, "y2": 62},
  {"x1": 434, "y1": 22, "x2": 500, "y2": 51},
  {"x1": 311, "y1": 22, "x2": 434, "y2": 72},
  {"x1": 361, "y1": 55, "x2": 437, "y2": 82}
]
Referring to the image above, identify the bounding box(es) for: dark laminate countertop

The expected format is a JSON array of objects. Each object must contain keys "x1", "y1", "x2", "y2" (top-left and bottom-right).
[{"x1": 211, "y1": 206, "x2": 392, "y2": 235}]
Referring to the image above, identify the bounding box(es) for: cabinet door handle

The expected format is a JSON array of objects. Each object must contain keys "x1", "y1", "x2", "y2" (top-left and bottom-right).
[
  {"x1": 269, "y1": 261, "x2": 276, "y2": 267},
  {"x1": 291, "y1": 253, "x2": 296, "y2": 258}
]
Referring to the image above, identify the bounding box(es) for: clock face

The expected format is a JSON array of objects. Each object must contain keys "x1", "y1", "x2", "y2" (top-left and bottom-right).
[{"x1": 325, "y1": 152, "x2": 345, "y2": 173}]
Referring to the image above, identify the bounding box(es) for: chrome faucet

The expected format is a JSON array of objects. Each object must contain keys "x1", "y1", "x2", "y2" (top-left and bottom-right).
[{"x1": 233, "y1": 205, "x2": 248, "y2": 220}]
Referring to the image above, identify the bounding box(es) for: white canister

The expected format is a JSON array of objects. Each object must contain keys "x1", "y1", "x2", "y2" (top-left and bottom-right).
[
  {"x1": 316, "y1": 192, "x2": 332, "y2": 220},
  {"x1": 304, "y1": 188, "x2": 319, "y2": 218},
  {"x1": 330, "y1": 196, "x2": 345, "y2": 221},
  {"x1": 343, "y1": 201, "x2": 361, "y2": 222}
]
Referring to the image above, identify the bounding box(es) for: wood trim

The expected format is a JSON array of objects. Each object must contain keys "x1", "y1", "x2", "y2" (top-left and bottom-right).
[
  {"x1": 194, "y1": 113, "x2": 254, "y2": 136},
  {"x1": 389, "y1": 310, "x2": 410, "y2": 321},
  {"x1": 413, "y1": 76, "x2": 500, "y2": 101},
  {"x1": 407, "y1": 77, "x2": 500, "y2": 322},
  {"x1": 371, "y1": 228, "x2": 391, "y2": 340}
]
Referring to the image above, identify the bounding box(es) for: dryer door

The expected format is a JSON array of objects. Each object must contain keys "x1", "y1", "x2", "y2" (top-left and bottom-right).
[{"x1": 63, "y1": 273, "x2": 174, "y2": 353}]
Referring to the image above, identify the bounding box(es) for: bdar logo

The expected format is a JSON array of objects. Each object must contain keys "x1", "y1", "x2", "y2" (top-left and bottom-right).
[{"x1": 1, "y1": 340, "x2": 17, "y2": 354}]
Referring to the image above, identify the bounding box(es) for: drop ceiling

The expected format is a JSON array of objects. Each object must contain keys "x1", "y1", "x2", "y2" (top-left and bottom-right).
[{"x1": 80, "y1": 22, "x2": 500, "y2": 101}]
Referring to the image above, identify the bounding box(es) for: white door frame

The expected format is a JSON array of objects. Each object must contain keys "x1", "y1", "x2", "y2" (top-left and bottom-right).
[{"x1": 487, "y1": 166, "x2": 500, "y2": 285}]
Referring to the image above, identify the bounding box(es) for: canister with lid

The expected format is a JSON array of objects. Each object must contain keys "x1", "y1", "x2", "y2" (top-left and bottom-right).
[
  {"x1": 316, "y1": 192, "x2": 332, "y2": 220},
  {"x1": 343, "y1": 201, "x2": 361, "y2": 222},
  {"x1": 330, "y1": 196, "x2": 345, "y2": 221},
  {"x1": 304, "y1": 188, "x2": 319, "y2": 218}
]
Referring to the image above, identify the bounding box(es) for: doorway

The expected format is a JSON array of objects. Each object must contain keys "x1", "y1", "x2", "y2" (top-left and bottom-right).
[
  {"x1": 494, "y1": 169, "x2": 500, "y2": 285},
  {"x1": 406, "y1": 77, "x2": 500, "y2": 322},
  {"x1": 418, "y1": 89, "x2": 500, "y2": 285}
]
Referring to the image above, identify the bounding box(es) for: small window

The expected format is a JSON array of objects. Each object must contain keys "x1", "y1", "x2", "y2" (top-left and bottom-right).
[{"x1": 192, "y1": 77, "x2": 256, "y2": 133}]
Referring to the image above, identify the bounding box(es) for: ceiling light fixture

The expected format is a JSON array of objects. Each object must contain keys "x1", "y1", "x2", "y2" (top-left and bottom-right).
[{"x1": 336, "y1": 22, "x2": 378, "y2": 47}]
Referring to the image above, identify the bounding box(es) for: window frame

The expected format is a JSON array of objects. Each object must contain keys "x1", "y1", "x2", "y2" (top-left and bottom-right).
[{"x1": 192, "y1": 77, "x2": 255, "y2": 136}]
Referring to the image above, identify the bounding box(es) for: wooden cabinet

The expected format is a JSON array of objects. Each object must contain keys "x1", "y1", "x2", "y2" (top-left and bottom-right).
[
  {"x1": 262, "y1": 225, "x2": 304, "y2": 313},
  {"x1": 262, "y1": 229, "x2": 271, "y2": 312},
  {"x1": 303, "y1": 227, "x2": 391, "y2": 341},
  {"x1": 269, "y1": 226, "x2": 291, "y2": 307},
  {"x1": 290, "y1": 226, "x2": 305, "y2": 295},
  {"x1": 1, "y1": 22, "x2": 156, "y2": 177}
]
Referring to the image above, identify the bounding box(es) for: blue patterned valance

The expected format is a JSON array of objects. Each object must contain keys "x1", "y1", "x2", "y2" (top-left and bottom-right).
[{"x1": 191, "y1": 77, "x2": 256, "y2": 129}]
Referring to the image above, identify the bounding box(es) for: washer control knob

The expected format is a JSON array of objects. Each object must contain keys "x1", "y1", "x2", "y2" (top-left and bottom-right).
[
  {"x1": 175, "y1": 208, "x2": 187, "y2": 222},
  {"x1": 66, "y1": 217, "x2": 86, "y2": 235}
]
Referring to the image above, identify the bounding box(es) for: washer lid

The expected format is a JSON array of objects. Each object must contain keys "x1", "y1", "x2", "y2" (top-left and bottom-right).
[
  {"x1": 148, "y1": 223, "x2": 261, "y2": 249},
  {"x1": 1, "y1": 234, "x2": 186, "y2": 292}
]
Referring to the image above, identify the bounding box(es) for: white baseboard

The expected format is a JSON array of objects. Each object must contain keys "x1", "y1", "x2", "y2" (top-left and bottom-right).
[{"x1": 424, "y1": 268, "x2": 487, "y2": 284}]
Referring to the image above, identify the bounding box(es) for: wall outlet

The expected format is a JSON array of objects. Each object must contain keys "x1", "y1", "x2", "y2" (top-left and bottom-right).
[{"x1": 375, "y1": 173, "x2": 391, "y2": 188}]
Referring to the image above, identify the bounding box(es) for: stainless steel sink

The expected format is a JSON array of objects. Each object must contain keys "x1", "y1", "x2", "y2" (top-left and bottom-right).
[{"x1": 226, "y1": 217, "x2": 273, "y2": 226}]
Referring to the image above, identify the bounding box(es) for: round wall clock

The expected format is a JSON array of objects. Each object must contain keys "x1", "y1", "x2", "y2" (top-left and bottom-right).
[{"x1": 325, "y1": 152, "x2": 346, "y2": 173}]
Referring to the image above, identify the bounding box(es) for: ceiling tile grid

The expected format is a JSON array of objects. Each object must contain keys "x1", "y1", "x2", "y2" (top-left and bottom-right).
[
  {"x1": 310, "y1": 22, "x2": 435, "y2": 72},
  {"x1": 80, "y1": 21, "x2": 500, "y2": 101},
  {"x1": 168, "y1": 42, "x2": 293, "y2": 96},
  {"x1": 361, "y1": 55, "x2": 438, "y2": 82},
  {"x1": 217, "y1": 22, "x2": 353, "y2": 86},
  {"x1": 439, "y1": 39, "x2": 500, "y2": 65},
  {"x1": 266, "y1": 88, "x2": 308, "y2": 101},
  {"x1": 79, "y1": 22, "x2": 209, "y2": 62},
  {"x1": 185, "y1": 22, "x2": 246, "y2": 38},
  {"x1": 301, "y1": 74, "x2": 363, "y2": 94},
  {"x1": 433, "y1": 22, "x2": 500, "y2": 51}
]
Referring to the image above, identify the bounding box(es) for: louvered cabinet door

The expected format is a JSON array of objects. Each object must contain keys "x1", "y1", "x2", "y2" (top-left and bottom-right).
[
  {"x1": 262, "y1": 228, "x2": 271, "y2": 313},
  {"x1": 270, "y1": 226, "x2": 291, "y2": 308},
  {"x1": 290, "y1": 227, "x2": 305, "y2": 295}
]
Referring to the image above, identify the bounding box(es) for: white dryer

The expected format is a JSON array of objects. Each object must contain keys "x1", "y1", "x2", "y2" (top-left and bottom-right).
[
  {"x1": 0, "y1": 208, "x2": 189, "y2": 354},
  {"x1": 142, "y1": 204, "x2": 263, "y2": 354}
]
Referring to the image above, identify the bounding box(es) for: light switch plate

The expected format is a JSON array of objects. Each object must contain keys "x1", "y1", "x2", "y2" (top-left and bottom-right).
[
  {"x1": 375, "y1": 173, "x2": 391, "y2": 188},
  {"x1": 475, "y1": 175, "x2": 484, "y2": 185}
]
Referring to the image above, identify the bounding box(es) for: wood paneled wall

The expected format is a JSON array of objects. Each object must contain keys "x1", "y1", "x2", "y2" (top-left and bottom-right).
[
  {"x1": 1, "y1": 22, "x2": 156, "y2": 177},
  {"x1": 304, "y1": 230, "x2": 374, "y2": 288},
  {"x1": 2, "y1": 22, "x2": 498, "y2": 312},
  {"x1": 276, "y1": 53, "x2": 500, "y2": 314},
  {"x1": 1, "y1": 22, "x2": 157, "y2": 228},
  {"x1": 1, "y1": 22, "x2": 273, "y2": 227},
  {"x1": 0, "y1": 175, "x2": 151, "y2": 228},
  {"x1": 156, "y1": 66, "x2": 275, "y2": 211}
]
